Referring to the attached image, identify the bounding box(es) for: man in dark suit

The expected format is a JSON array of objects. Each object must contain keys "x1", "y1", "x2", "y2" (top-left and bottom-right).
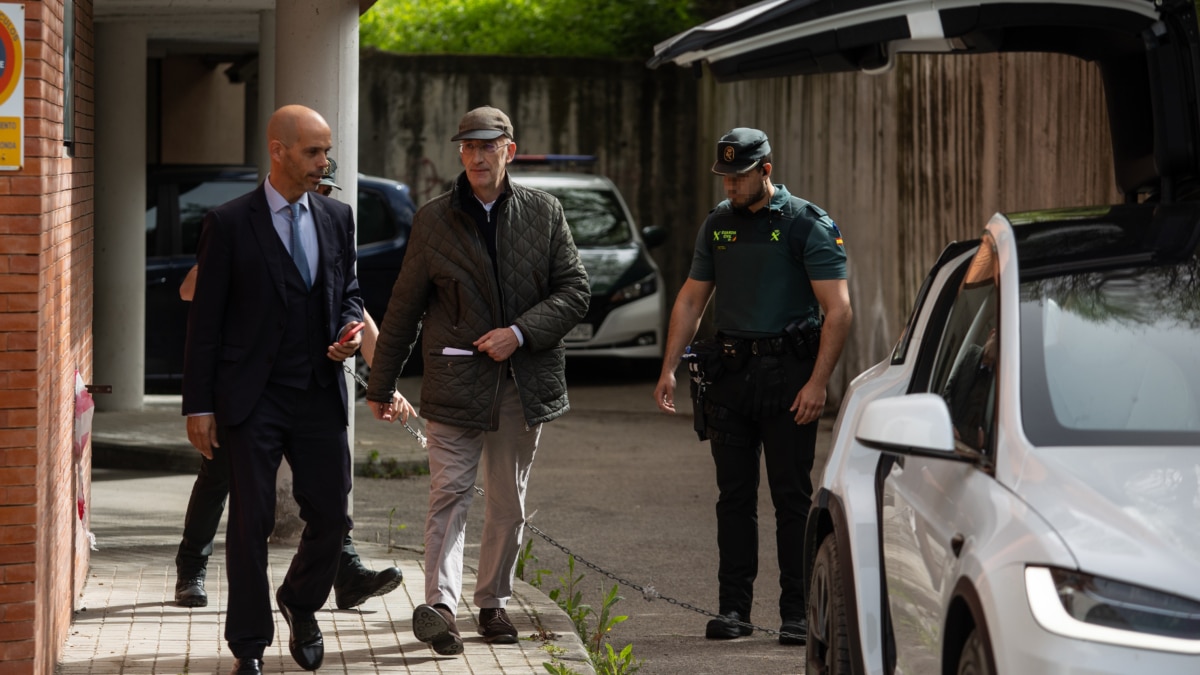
[{"x1": 183, "y1": 104, "x2": 368, "y2": 675}]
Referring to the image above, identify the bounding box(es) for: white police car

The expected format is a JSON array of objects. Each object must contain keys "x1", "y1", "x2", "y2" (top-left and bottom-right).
[{"x1": 510, "y1": 157, "x2": 668, "y2": 360}]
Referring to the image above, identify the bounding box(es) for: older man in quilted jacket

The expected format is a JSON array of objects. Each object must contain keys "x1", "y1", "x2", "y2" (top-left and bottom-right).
[{"x1": 366, "y1": 105, "x2": 589, "y2": 656}]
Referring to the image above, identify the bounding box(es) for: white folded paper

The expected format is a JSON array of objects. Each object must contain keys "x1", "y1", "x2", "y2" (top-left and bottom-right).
[{"x1": 441, "y1": 347, "x2": 474, "y2": 356}]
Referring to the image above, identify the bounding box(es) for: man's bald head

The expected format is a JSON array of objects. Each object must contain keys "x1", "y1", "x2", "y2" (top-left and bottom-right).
[
  {"x1": 267, "y1": 105, "x2": 329, "y2": 148},
  {"x1": 267, "y1": 105, "x2": 333, "y2": 202}
]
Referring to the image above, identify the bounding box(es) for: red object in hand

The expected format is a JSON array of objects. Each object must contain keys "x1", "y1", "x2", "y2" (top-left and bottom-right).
[{"x1": 338, "y1": 322, "x2": 365, "y2": 345}]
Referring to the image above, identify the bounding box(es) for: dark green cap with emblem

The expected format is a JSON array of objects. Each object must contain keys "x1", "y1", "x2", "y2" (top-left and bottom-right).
[{"x1": 712, "y1": 127, "x2": 770, "y2": 175}]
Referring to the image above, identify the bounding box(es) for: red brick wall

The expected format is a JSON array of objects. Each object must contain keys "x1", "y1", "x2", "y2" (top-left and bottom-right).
[{"x1": 0, "y1": 1, "x2": 95, "y2": 673}]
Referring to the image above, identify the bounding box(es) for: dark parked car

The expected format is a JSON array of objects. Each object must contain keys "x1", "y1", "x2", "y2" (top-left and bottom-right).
[{"x1": 144, "y1": 165, "x2": 416, "y2": 392}]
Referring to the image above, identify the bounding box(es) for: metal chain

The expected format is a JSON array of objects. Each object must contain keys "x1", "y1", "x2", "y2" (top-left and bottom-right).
[
  {"x1": 343, "y1": 363, "x2": 426, "y2": 447},
  {"x1": 470, "y1": 487, "x2": 805, "y2": 642}
]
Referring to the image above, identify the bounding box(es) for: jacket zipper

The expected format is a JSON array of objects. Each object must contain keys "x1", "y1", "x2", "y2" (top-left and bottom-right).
[
  {"x1": 492, "y1": 198, "x2": 530, "y2": 431},
  {"x1": 487, "y1": 199, "x2": 507, "y2": 430}
]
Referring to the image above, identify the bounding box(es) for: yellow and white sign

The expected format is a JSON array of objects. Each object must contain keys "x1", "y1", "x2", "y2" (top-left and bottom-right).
[{"x1": 0, "y1": 3, "x2": 24, "y2": 170}]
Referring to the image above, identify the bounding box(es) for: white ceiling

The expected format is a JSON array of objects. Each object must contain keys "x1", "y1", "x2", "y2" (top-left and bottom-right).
[{"x1": 92, "y1": 1, "x2": 377, "y2": 55}]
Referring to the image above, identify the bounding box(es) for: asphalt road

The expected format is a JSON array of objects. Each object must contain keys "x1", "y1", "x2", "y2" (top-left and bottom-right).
[{"x1": 348, "y1": 358, "x2": 833, "y2": 675}]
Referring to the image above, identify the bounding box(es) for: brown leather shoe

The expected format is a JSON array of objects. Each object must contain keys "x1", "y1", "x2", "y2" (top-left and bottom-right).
[
  {"x1": 477, "y1": 607, "x2": 519, "y2": 644},
  {"x1": 413, "y1": 603, "x2": 463, "y2": 655}
]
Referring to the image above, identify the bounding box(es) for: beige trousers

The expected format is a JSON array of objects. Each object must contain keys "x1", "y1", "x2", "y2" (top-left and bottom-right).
[{"x1": 423, "y1": 376, "x2": 541, "y2": 613}]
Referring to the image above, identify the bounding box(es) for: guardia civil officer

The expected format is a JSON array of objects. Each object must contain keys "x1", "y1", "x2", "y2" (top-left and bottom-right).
[{"x1": 653, "y1": 128, "x2": 852, "y2": 644}]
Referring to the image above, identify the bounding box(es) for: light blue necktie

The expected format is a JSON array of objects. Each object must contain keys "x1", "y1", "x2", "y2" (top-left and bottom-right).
[{"x1": 288, "y1": 202, "x2": 313, "y2": 289}]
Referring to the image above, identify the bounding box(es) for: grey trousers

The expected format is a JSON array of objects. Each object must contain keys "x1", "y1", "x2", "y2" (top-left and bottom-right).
[{"x1": 423, "y1": 377, "x2": 541, "y2": 613}]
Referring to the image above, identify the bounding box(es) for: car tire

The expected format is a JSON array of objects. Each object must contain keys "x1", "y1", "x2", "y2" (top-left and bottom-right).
[
  {"x1": 956, "y1": 626, "x2": 994, "y2": 675},
  {"x1": 807, "y1": 535, "x2": 851, "y2": 675}
]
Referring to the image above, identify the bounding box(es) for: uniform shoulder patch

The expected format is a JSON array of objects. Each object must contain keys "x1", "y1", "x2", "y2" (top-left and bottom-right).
[{"x1": 824, "y1": 219, "x2": 845, "y2": 247}]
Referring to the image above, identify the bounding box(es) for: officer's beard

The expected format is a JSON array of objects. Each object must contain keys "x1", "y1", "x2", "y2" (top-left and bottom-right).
[{"x1": 731, "y1": 180, "x2": 769, "y2": 211}]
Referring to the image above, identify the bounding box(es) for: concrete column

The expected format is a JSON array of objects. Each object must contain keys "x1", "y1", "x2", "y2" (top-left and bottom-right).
[
  {"x1": 255, "y1": 11, "x2": 275, "y2": 178},
  {"x1": 93, "y1": 23, "x2": 147, "y2": 412},
  {"x1": 275, "y1": 0, "x2": 359, "y2": 199},
  {"x1": 271, "y1": 0, "x2": 362, "y2": 541}
]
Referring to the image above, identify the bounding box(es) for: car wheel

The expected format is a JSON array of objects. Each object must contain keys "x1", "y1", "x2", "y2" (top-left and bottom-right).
[
  {"x1": 956, "y1": 627, "x2": 994, "y2": 675},
  {"x1": 807, "y1": 535, "x2": 851, "y2": 675}
]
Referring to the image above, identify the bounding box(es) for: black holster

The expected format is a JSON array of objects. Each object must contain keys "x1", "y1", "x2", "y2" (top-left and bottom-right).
[
  {"x1": 690, "y1": 379, "x2": 708, "y2": 440},
  {"x1": 683, "y1": 338, "x2": 724, "y2": 440},
  {"x1": 785, "y1": 317, "x2": 823, "y2": 361}
]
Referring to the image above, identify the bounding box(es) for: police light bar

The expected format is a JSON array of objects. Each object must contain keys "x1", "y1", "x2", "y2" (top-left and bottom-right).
[{"x1": 512, "y1": 154, "x2": 597, "y2": 164}]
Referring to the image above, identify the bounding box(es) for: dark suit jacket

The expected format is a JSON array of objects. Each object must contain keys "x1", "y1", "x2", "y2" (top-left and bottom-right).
[{"x1": 182, "y1": 183, "x2": 363, "y2": 427}]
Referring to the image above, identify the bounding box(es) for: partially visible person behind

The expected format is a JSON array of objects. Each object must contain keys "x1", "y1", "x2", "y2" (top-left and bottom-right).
[
  {"x1": 365, "y1": 105, "x2": 590, "y2": 657},
  {"x1": 172, "y1": 156, "x2": 404, "y2": 617},
  {"x1": 183, "y1": 105, "x2": 369, "y2": 675},
  {"x1": 316, "y1": 157, "x2": 341, "y2": 197},
  {"x1": 653, "y1": 128, "x2": 852, "y2": 645}
]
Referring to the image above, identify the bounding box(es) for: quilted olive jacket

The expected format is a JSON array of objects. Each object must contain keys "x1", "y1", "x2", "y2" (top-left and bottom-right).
[{"x1": 366, "y1": 172, "x2": 590, "y2": 430}]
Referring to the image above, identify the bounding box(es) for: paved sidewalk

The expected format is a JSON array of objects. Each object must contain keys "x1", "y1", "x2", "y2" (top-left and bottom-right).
[{"x1": 64, "y1": 393, "x2": 594, "y2": 675}]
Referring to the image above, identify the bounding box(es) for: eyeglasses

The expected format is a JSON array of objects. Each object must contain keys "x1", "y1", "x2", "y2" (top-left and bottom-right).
[{"x1": 458, "y1": 140, "x2": 510, "y2": 155}]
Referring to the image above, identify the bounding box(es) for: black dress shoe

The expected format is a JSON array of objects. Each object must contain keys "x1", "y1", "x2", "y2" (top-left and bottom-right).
[
  {"x1": 228, "y1": 657, "x2": 263, "y2": 674},
  {"x1": 779, "y1": 618, "x2": 808, "y2": 645},
  {"x1": 705, "y1": 611, "x2": 754, "y2": 640},
  {"x1": 276, "y1": 589, "x2": 324, "y2": 671},
  {"x1": 174, "y1": 577, "x2": 207, "y2": 608},
  {"x1": 334, "y1": 566, "x2": 404, "y2": 609}
]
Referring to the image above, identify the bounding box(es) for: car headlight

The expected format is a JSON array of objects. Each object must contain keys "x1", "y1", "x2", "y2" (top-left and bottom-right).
[
  {"x1": 609, "y1": 272, "x2": 657, "y2": 306},
  {"x1": 1025, "y1": 566, "x2": 1200, "y2": 654}
]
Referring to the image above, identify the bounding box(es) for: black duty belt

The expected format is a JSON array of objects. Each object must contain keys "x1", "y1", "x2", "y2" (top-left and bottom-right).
[
  {"x1": 746, "y1": 335, "x2": 789, "y2": 356},
  {"x1": 717, "y1": 333, "x2": 790, "y2": 357}
]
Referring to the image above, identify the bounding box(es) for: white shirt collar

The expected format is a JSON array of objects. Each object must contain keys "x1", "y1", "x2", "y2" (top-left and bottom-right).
[{"x1": 474, "y1": 193, "x2": 498, "y2": 212}]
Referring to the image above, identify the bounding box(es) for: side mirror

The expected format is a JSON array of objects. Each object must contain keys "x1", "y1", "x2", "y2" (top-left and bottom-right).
[
  {"x1": 856, "y1": 394, "x2": 956, "y2": 455},
  {"x1": 641, "y1": 225, "x2": 668, "y2": 249}
]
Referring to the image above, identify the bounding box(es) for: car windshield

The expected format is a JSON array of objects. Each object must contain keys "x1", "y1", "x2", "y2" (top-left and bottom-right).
[
  {"x1": 1020, "y1": 255, "x2": 1200, "y2": 446},
  {"x1": 540, "y1": 187, "x2": 633, "y2": 247}
]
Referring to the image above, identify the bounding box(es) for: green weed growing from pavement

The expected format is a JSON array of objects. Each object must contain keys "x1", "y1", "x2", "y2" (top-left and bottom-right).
[
  {"x1": 542, "y1": 660, "x2": 576, "y2": 675},
  {"x1": 540, "y1": 644, "x2": 576, "y2": 675},
  {"x1": 588, "y1": 584, "x2": 639, "y2": 675},
  {"x1": 548, "y1": 556, "x2": 590, "y2": 638},
  {"x1": 522, "y1": 545, "x2": 642, "y2": 675},
  {"x1": 385, "y1": 507, "x2": 410, "y2": 552},
  {"x1": 591, "y1": 584, "x2": 631, "y2": 652},
  {"x1": 596, "y1": 642, "x2": 640, "y2": 675},
  {"x1": 517, "y1": 538, "x2": 551, "y2": 588}
]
